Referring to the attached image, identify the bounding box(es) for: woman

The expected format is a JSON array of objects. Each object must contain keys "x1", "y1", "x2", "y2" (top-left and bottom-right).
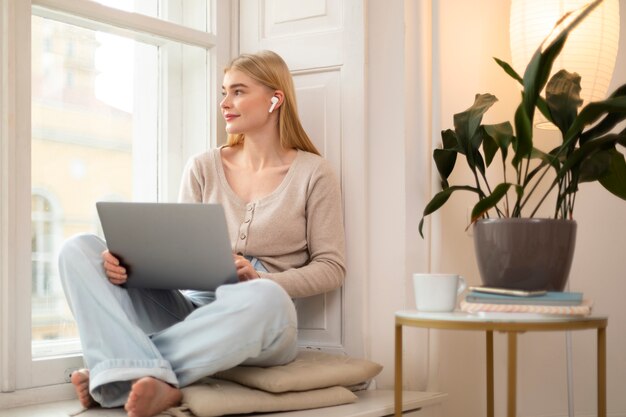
[{"x1": 59, "y1": 50, "x2": 346, "y2": 417}]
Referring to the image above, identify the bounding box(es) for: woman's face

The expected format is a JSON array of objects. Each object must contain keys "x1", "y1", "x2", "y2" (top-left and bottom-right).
[{"x1": 220, "y1": 69, "x2": 276, "y2": 135}]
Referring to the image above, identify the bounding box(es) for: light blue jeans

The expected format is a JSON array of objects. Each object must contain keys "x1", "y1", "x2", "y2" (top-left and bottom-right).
[{"x1": 58, "y1": 234, "x2": 298, "y2": 408}]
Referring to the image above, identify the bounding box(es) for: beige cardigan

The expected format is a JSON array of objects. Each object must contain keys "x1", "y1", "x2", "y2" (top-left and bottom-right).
[{"x1": 178, "y1": 148, "x2": 346, "y2": 299}]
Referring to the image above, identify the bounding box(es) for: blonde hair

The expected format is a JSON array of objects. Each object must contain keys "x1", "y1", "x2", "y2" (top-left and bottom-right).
[{"x1": 223, "y1": 50, "x2": 320, "y2": 155}]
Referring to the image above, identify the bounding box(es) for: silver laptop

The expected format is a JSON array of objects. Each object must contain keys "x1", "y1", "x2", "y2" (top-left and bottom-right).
[{"x1": 96, "y1": 202, "x2": 238, "y2": 291}]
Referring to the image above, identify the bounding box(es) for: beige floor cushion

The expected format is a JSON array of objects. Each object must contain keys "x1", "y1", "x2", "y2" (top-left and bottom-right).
[
  {"x1": 169, "y1": 379, "x2": 356, "y2": 417},
  {"x1": 164, "y1": 351, "x2": 383, "y2": 417},
  {"x1": 214, "y1": 350, "x2": 383, "y2": 393}
]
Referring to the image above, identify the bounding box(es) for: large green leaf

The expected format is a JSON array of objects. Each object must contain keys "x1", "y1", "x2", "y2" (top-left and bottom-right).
[
  {"x1": 513, "y1": 101, "x2": 532, "y2": 167},
  {"x1": 468, "y1": 94, "x2": 498, "y2": 140},
  {"x1": 619, "y1": 126, "x2": 626, "y2": 146},
  {"x1": 599, "y1": 149, "x2": 626, "y2": 200},
  {"x1": 453, "y1": 94, "x2": 498, "y2": 155},
  {"x1": 433, "y1": 148, "x2": 457, "y2": 184},
  {"x1": 494, "y1": 57, "x2": 554, "y2": 124},
  {"x1": 469, "y1": 183, "x2": 520, "y2": 222},
  {"x1": 484, "y1": 122, "x2": 514, "y2": 164},
  {"x1": 419, "y1": 185, "x2": 481, "y2": 237},
  {"x1": 521, "y1": 34, "x2": 567, "y2": 122},
  {"x1": 579, "y1": 83, "x2": 626, "y2": 144},
  {"x1": 521, "y1": 48, "x2": 553, "y2": 121},
  {"x1": 469, "y1": 129, "x2": 487, "y2": 176},
  {"x1": 481, "y1": 127, "x2": 499, "y2": 168},
  {"x1": 546, "y1": 69, "x2": 583, "y2": 136},
  {"x1": 436, "y1": 129, "x2": 461, "y2": 185},
  {"x1": 564, "y1": 96, "x2": 626, "y2": 148},
  {"x1": 441, "y1": 129, "x2": 460, "y2": 151},
  {"x1": 536, "y1": 97, "x2": 555, "y2": 124},
  {"x1": 578, "y1": 150, "x2": 612, "y2": 182},
  {"x1": 531, "y1": 146, "x2": 559, "y2": 166},
  {"x1": 558, "y1": 133, "x2": 623, "y2": 179},
  {"x1": 493, "y1": 57, "x2": 523, "y2": 84}
]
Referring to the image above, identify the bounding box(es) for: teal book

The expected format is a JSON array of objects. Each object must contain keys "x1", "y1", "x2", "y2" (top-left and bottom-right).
[{"x1": 465, "y1": 290, "x2": 584, "y2": 306}]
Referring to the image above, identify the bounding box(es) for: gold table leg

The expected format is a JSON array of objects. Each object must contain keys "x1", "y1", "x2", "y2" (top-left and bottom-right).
[
  {"x1": 598, "y1": 326, "x2": 606, "y2": 417},
  {"x1": 507, "y1": 332, "x2": 518, "y2": 417},
  {"x1": 486, "y1": 331, "x2": 494, "y2": 417},
  {"x1": 395, "y1": 322, "x2": 403, "y2": 417}
]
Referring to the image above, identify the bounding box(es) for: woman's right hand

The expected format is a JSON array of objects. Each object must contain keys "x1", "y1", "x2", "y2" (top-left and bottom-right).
[{"x1": 102, "y1": 250, "x2": 128, "y2": 285}]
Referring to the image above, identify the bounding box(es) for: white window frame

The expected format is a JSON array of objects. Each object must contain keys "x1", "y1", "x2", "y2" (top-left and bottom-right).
[{"x1": 0, "y1": 0, "x2": 233, "y2": 406}]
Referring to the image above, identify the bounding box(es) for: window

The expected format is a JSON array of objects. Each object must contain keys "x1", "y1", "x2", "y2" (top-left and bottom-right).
[
  {"x1": 1, "y1": 0, "x2": 231, "y2": 397},
  {"x1": 90, "y1": 0, "x2": 209, "y2": 31},
  {"x1": 31, "y1": 14, "x2": 162, "y2": 359}
]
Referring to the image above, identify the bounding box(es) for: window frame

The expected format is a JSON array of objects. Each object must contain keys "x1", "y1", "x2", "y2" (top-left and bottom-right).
[{"x1": 0, "y1": 0, "x2": 233, "y2": 405}]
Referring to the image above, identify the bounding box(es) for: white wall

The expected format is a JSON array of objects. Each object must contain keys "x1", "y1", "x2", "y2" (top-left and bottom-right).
[
  {"x1": 366, "y1": 0, "x2": 433, "y2": 392},
  {"x1": 367, "y1": 0, "x2": 626, "y2": 416}
]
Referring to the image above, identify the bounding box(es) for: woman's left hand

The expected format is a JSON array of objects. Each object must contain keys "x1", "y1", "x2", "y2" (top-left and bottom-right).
[{"x1": 233, "y1": 254, "x2": 260, "y2": 282}]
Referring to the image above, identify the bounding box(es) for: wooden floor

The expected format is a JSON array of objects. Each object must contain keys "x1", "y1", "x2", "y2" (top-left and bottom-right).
[{"x1": 0, "y1": 390, "x2": 446, "y2": 417}]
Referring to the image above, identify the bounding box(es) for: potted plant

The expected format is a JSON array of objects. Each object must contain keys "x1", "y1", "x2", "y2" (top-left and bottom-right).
[{"x1": 419, "y1": 0, "x2": 626, "y2": 291}]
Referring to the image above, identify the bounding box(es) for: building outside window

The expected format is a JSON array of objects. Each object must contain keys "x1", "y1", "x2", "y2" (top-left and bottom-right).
[{"x1": 31, "y1": 15, "x2": 141, "y2": 357}]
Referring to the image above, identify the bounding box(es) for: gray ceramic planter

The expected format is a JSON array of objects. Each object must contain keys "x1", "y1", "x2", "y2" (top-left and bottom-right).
[{"x1": 473, "y1": 218, "x2": 577, "y2": 291}]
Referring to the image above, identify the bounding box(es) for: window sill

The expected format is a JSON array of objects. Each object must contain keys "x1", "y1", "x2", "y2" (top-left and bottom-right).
[{"x1": 0, "y1": 383, "x2": 76, "y2": 410}]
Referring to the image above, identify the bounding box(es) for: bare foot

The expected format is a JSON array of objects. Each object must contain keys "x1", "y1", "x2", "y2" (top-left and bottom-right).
[
  {"x1": 124, "y1": 377, "x2": 182, "y2": 417},
  {"x1": 70, "y1": 369, "x2": 97, "y2": 408}
]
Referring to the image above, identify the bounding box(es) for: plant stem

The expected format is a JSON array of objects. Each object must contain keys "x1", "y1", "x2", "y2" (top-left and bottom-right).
[
  {"x1": 555, "y1": 177, "x2": 565, "y2": 218},
  {"x1": 530, "y1": 177, "x2": 560, "y2": 218},
  {"x1": 565, "y1": 171, "x2": 576, "y2": 218},
  {"x1": 478, "y1": 169, "x2": 506, "y2": 218},
  {"x1": 518, "y1": 162, "x2": 552, "y2": 213},
  {"x1": 514, "y1": 151, "x2": 533, "y2": 216},
  {"x1": 501, "y1": 157, "x2": 510, "y2": 216},
  {"x1": 570, "y1": 192, "x2": 577, "y2": 219}
]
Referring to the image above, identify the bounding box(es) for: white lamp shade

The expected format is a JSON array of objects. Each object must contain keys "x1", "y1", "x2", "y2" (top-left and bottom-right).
[{"x1": 510, "y1": 0, "x2": 620, "y2": 127}]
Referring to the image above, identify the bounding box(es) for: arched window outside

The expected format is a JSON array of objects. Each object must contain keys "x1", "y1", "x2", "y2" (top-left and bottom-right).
[
  {"x1": 31, "y1": 193, "x2": 58, "y2": 298},
  {"x1": 31, "y1": 191, "x2": 70, "y2": 343}
]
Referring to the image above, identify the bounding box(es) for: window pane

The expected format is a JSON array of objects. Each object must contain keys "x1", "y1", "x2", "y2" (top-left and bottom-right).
[
  {"x1": 92, "y1": 0, "x2": 210, "y2": 32},
  {"x1": 31, "y1": 15, "x2": 159, "y2": 358}
]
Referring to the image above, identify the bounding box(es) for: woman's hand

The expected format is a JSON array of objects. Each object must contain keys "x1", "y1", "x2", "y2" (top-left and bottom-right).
[
  {"x1": 102, "y1": 250, "x2": 128, "y2": 285},
  {"x1": 233, "y1": 254, "x2": 260, "y2": 282}
]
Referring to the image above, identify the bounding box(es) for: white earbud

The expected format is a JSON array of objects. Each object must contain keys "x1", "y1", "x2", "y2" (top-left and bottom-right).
[{"x1": 268, "y1": 96, "x2": 279, "y2": 113}]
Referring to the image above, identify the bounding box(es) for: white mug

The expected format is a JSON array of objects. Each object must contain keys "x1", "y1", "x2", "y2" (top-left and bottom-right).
[{"x1": 413, "y1": 273, "x2": 467, "y2": 312}]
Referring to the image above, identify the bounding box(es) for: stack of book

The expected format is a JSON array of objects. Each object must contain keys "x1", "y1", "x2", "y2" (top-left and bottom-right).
[{"x1": 460, "y1": 288, "x2": 592, "y2": 316}]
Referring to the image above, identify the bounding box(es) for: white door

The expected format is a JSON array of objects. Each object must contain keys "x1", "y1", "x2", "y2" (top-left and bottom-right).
[{"x1": 239, "y1": 0, "x2": 366, "y2": 356}]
